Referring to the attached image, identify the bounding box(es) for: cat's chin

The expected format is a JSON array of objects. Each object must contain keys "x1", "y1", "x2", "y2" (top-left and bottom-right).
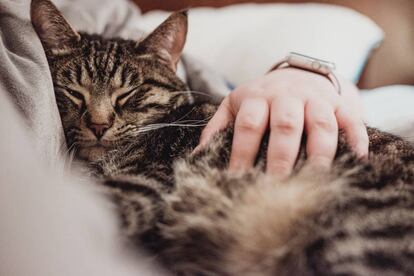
[{"x1": 78, "y1": 146, "x2": 108, "y2": 161}]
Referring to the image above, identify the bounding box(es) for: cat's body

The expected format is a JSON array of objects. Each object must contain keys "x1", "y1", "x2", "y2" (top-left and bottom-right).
[
  {"x1": 31, "y1": 0, "x2": 414, "y2": 275},
  {"x1": 98, "y1": 111, "x2": 414, "y2": 276}
]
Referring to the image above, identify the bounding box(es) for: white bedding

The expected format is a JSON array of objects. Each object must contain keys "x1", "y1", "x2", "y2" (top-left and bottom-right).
[
  {"x1": 362, "y1": 85, "x2": 414, "y2": 141},
  {"x1": 138, "y1": 3, "x2": 384, "y2": 85}
]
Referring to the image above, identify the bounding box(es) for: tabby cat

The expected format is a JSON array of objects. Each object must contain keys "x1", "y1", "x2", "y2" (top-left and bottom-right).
[{"x1": 31, "y1": 0, "x2": 414, "y2": 275}]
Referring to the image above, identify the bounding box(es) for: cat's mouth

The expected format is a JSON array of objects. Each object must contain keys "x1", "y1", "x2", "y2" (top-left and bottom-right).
[
  {"x1": 80, "y1": 140, "x2": 116, "y2": 148},
  {"x1": 78, "y1": 145, "x2": 110, "y2": 161},
  {"x1": 77, "y1": 141, "x2": 116, "y2": 161}
]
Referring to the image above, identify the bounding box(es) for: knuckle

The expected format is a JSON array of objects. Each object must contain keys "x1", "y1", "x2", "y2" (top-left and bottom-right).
[
  {"x1": 271, "y1": 114, "x2": 299, "y2": 135},
  {"x1": 236, "y1": 111, "x2": 265, "y2": 132},
  {"x1": 234, "y1": 150, "x2": 253, "y2": 162},
  {"x1": 230, "y1": 149, "x2": 255, "y2": 170},
  {"x1": 241, "y1": 83, "x2": 264, "y2": 95},
  {"x1": 272, "y1": 154, "x2": 292, "y2": 167},
  {"x1": 268, "y1": 158, "x2": 292, "y2": 174},
  {"x1": 236, "y1": 117, "x2": 262, "y2": 132},
  {"x1": 311, "y1": 117, "x2": 337, "y2": 133}
]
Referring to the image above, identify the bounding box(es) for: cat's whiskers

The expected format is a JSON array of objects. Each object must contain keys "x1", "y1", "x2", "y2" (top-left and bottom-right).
[
  {"x1": 115, "y1": 124, "x2": 139, "y2": 137},
  {"x1": 65, "y1": 141, "x2": 79, "y2": 156},
  {"x1": 131, "y1": 103, "x2": 213, "y2": 134},
  {"x1": 79, "y1": 109, "x2": 88, "y2": 121},
  {"x1": 137, "y1": 118, "x2": 212, "y2": 134},
  {"x1": 171, "y1": 90, "x2": 215, "y2": 98}
]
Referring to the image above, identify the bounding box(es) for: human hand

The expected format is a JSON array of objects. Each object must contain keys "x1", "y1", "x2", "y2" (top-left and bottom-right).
[{"x1": 195, "y1": 67, "x2": 368, "y2": 177}]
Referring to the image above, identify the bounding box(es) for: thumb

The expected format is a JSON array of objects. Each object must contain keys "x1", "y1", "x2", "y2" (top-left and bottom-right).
[{"x1": 194, "y1": 97, "x2": 234, "y2": 152}]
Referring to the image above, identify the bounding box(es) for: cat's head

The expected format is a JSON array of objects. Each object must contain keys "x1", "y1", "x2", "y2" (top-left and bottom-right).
[{"x1": 31, "y1": 0, "x2": 191, "y2": 161}]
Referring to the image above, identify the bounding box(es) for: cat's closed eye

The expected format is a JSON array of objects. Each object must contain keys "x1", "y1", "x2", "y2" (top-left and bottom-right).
[
  {"x1": 116, "y1": 88, "x2": 138, "y2": 106},
  {"x1": 61, "y1": 87, "x2": 85, "y2": 107},
  {"x1": 67, "y1": 89, "x2": 84, "y2": 101}
]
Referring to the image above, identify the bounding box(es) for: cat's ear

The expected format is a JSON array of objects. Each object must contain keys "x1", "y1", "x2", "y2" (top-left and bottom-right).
[
  {"x1": 138, "y1": 10, "x2": 188, "y2": 71},
  {"x1": 31, "y1": 0, "x2": 80, "y2": 54}
]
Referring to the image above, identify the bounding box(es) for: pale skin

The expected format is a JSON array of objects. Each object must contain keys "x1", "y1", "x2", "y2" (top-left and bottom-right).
[{"x1": 196, "y1": 67, "x2": 369, "y2": 177}]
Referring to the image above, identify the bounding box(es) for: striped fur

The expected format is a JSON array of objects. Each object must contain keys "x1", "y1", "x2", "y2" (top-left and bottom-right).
[{"x1": 32, "y1": 0, "x2": 414, "y2": 275}]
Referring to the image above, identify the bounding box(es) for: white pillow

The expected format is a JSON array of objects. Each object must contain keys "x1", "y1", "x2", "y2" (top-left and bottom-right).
[
  {"x1": 138, "y1": 3, "x2": 384, "y2": 85},
  {"x1": 361, "y1": 85, "x2": 414, "y2": 141}
]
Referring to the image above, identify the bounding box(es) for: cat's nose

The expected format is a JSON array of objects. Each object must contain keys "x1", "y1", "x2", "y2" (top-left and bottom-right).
[{"x1": 90, "y1": 123, "x2": 111, "y2": 139}]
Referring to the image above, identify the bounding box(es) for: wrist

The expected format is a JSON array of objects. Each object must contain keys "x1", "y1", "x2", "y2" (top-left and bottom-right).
[
  {"x1": 270, "y1": 52, "x2": 341, "y2": 95},
  {"x1": 267, "y1": 67, "x2": 336, "y2": 91}
]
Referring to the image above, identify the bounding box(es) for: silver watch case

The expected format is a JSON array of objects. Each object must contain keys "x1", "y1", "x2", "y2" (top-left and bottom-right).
[{"x1": 271, "y1": 52, "x2": 341, "y2": 95}]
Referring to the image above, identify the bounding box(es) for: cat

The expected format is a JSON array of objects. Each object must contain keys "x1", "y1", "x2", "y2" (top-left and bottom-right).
[{"x1": 31, "y1": 0, "x2": 414, "y2": 275}]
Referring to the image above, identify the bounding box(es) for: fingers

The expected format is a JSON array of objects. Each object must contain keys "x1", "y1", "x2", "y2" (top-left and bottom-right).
[
  {"x1": 266, "y1": 98, "x2": 304, "y2": 177},
  {"x1": 305, "y1": 100, "x2": 339, "y2": 168},
  {"x1": 194, "y1": 97, "x2": 234, "y2": 152},
  {"x1": 336, "y1": 106, "x2": 369, "y2": 158},
  {"x1": 229, "y1": 98, "x2": 269, "y2": 172}
]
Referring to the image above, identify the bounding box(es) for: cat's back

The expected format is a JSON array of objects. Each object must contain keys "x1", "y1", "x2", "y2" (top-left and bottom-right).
[{"x1": 160, "y1": 127, "x2": 414, "y2": 275}]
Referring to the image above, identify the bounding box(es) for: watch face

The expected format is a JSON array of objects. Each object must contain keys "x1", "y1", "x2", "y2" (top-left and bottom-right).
[{"x1": 288, "y1": 52, "x2": 336, "y2": 74}]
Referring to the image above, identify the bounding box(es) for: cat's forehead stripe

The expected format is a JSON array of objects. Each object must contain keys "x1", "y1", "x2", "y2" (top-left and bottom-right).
[
  {"x1": 75, "y1": 63, "x2": 83, "y2": 86},
  {"x1": 108, "y1": 45, "x2": 124, "y2": 80},
  {"x1": 120, "y1": 65, "x2": 129, "y2": 87},
  {"x1": 101, "y1": 42, "x2": 116, "y2": 75}
]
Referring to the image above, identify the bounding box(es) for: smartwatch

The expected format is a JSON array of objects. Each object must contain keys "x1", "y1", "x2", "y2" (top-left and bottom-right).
[{"x1": 270, "y1": 52, "x2": 341, "y2": 95}]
